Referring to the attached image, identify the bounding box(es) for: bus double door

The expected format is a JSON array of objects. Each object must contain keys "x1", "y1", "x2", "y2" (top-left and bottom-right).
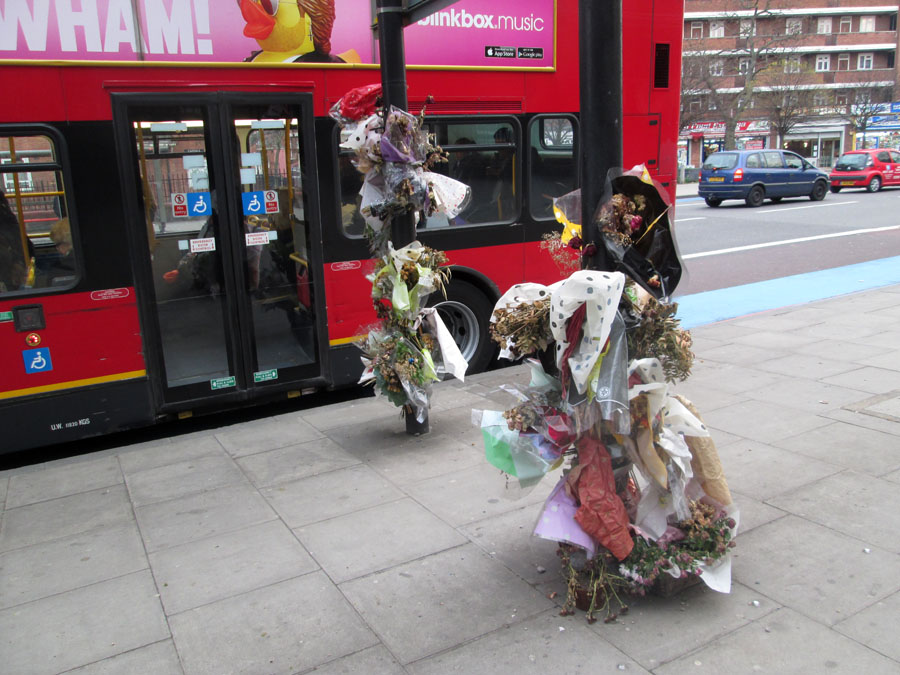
[{"x1": 113, "y1": 93, "x2": 325, "y2": 410}]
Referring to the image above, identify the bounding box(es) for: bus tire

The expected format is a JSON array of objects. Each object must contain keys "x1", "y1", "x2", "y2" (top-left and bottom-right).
[{"x1": 430, "y1": 280, "x2": 496, "y2": 374}]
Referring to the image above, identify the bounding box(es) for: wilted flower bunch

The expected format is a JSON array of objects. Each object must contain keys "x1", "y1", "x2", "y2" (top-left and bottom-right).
[
  {"x1": 622, "y1": 283, "x2": 694, "y2": 383},
  {"x1": 598, "y1": 193, "x2": 648, "y2": 247},
  {"x1": 618, "y1": 500, "x2": 737, "y2": 595},
  {"x1": 539, "y1": 231, "x2": 581, "y2": 275},
  {"x1": 489, "y1": 298, "x2": 553, "y2": 359},
  {"x1": 365, "y1": 332, "x2": 437, "y2": 409},
  {"x1": 557, "y1": 545, "x2": 629, "y2": 624},
  {"x1": 370, "y1": 244, "x2": 450, "y2": 326}
]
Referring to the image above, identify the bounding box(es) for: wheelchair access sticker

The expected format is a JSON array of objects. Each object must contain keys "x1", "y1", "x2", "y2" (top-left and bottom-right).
[
  {"x1": 242, "y1": 190, "x2": 279, "y2": 216},
  {"x1": 23, "y1": 347, "x2": 53, "y2": 374}
]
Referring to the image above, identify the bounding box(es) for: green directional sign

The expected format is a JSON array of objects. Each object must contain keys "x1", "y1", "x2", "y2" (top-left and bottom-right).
[
  {"x1": 253, "y1": 369, "x2": 278, "y2": 383},
  {"x1": 0, "y1": 311, "x2": 12, "y2": 322},
  {"x1": 210, "y1": 376, "x2": 236, "y2": 390}
]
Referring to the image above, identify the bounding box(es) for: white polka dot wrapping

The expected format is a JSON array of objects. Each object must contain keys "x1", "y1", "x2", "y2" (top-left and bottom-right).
[
  {"x1": 423, "y1": 171, "x2": 472, "y2": 218},
  {"x1": 549, "y1": 270, "x2": 625, "y2": 395},
  {"x1": 339, "y1": 113, "x2": 382, "y2": 151}
]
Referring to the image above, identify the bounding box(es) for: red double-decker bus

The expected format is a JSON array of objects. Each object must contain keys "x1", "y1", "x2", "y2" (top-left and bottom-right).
[{"x1": 0, "y1": 0, "x2": 683, "y2": 453}]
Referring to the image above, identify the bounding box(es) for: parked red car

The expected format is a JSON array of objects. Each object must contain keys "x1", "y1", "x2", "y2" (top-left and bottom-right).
[{"x1": 829, "y1": 148, "x2": 900, "y2": 193}]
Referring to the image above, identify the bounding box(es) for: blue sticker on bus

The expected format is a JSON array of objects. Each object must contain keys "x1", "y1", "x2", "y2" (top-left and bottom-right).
[
  {"x1": 23, "y1": 348, "x2": 53, "y2": 374},
  {"x1": 242, "y1": 191, "x2": 265, "y2": 215},
  {"x1": 186, "y1": 192, "x2": 212, "y2": 216}
]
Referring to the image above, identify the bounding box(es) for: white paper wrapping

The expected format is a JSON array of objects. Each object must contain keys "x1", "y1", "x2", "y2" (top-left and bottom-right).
[{"x1": 549, "y1": 270, "x2": 625, "y2": 395}]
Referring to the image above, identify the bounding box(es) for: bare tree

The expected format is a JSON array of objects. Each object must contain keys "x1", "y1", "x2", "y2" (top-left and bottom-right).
[
  {"x1": 842, "y1": 73, "x2": 893, "y2": 148},
  {"x1": 681, "y1": 0, "x2": 804, "y2": 149},
  {"x1": 753, "y1": 60, "x2": 815, "y2": 147}
]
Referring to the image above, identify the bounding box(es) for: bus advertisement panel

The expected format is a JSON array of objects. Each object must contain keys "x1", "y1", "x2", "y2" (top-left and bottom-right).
[{"x1": 0, "y1": 0, "x2": 555, "y2": 69}]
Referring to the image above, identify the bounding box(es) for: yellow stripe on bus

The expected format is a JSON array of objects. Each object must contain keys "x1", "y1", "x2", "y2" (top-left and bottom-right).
[
  {"x1": 0, "y1": 370, "x2": 147, "y2": 400},
  {"x1": 329, "y1": 335, "x2": 364, "y2": 346}
]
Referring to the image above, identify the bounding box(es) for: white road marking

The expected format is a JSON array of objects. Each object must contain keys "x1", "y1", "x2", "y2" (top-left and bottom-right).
[
  {"x1": 675, "y1": 217, "x2": 706, "y2": 222},
  {"x1": 683, "y1": 225, "x2": 900, "y2": 259},
  {"x1": 756, "y1": 201, "x2": 858, "y2": 214}
]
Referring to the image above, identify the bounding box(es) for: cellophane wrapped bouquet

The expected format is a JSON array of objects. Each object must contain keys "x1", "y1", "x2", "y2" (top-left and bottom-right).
[
  {"x1": 331, "y1": 85, "x2": 470, "y2": 422},
  {"x1": 476, "y1": 166, "x2": 738, "y2": 623}
]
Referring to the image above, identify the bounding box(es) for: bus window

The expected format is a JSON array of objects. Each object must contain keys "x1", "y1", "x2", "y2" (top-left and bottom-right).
[
  {"x1": 0, "y1": 134, "x2": 75, "y2": 293},
  {"x1": 421, "y1": 119, "x2": 518, "y2": 228},
  {"x1": 528, "y1": 116, "x2": 577, "y2": 220},
  {"x1": 338, "y1": 149, "x2": 366, "y2": 237},
  {"x1": 337, "y1": 118, "x2": 519, "y2": 234}
]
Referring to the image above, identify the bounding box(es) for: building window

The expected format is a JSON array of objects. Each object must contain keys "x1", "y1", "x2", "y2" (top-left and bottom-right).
[
  {"x1": 689, "y1": 98, "x2": 702, "y2": 113},
  {"x1": 709, "y1": 59, "x2": 724, "y2": 76},
  {"x1": 738, "y1": 57, "x2": 750, "y2": 74},
  {"x1": 836, "y1": 94, "x2": 849, "y2": 106},
  {"x1": 859, "y1": 16, "x2": 875, "y2": 33},
  {"x1": 786, "y1": 18, "x2": 802, "y2": 35},
  {"x1": 784, "y1": 55, "x2": 801, "y2": 74},
  {"x1": 817, "y1": 17, "x2": 832, "y2": 34},
  {"x1": 891, "y1": 14, "x2": 897, "y2": 31},
  {"x1": 709, "y1": 20, "x2": 724, "y2": 38},
  {"x1": 888, "y1": 52, "x2": 895, "y2": 68},
  {"x1": 838, "y1": 53, "x2": 850, "y2": 71},
  {"x1": 858, "y1": 53, "x2": 874, "y2": 70},
  {"x1": 690, "y1": 22, "x2": 703, "y2": 39},
  {"x1": 839, "y1": 16, "x2": 852, "y2": 33},
  {"x1": 708, "y1": 97, "x2": 717, "y2": 111},
  {"x1": 812, "y1": 92, "x2": 828, "y2": 108},
  {"x1": 815, "y1": 54, "x2": 830, "y2": 72},
  {"x1": 739, "y1": 19, "x2": 755, "y2": 37}
]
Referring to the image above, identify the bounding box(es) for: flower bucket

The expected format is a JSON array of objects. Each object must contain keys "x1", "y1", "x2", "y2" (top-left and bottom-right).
[{"x1": 651, "y1": 572, "x2": 702, "y2": 598}]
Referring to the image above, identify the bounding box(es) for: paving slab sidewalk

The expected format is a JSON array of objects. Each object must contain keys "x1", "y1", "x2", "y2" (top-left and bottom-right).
[{"x1": 1, "y1": 285, "x2": 899, "y2": 674}]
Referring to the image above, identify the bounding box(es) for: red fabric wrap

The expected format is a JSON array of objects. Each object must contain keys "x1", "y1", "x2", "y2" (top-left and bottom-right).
[
  {"x1": 571, "y1": 435, "x2": 634, "y2": 560},
  {"x1": 559, "y1": 302, "x2": 587, "y2": 396},
  {"x1": 338, "y1": 84, "x2": 383, "y2": 121}
]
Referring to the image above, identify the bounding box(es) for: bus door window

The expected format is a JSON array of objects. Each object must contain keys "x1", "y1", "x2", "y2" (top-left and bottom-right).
[
  {"x1": 238, "y1": 114, "x2": 317, "y2": 371},
  {"x1": 528, "y1": 116, "x2": 577, "y2": 220},
  {"x1": 133, "y1": 119, "x2": 232, "y2": 389},
  {"x1": 0, "y1": 134, "x2": 75, "y2": 293}
]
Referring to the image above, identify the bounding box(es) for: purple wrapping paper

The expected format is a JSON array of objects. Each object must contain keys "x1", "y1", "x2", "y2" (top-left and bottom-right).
[{"x1": 533, "y1": 476, "x2": 596, "y2": 557}]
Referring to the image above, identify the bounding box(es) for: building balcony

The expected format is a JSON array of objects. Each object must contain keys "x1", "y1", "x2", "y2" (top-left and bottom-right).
[{"x1": 684, "y1": 31, "x2": 899, "y2": 55}]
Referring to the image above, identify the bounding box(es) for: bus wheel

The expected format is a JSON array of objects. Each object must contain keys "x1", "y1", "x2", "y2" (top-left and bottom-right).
[{"x1": 431, "y1": 280, "x2": 496, "y2": 374}]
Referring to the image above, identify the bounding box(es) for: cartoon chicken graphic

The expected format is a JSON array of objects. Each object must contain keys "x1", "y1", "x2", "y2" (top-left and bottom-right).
[{"x1": 240, "y1": 0, "x2": 359, "y2": 63}]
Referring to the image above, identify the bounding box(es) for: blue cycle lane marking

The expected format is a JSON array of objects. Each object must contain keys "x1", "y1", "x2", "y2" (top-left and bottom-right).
[
  {"x1": 675, "y1": 256, "x2": 900, "y2": 329},
  {"x1": 23, "y1": 347, "x2": 53, "y2": 374}
]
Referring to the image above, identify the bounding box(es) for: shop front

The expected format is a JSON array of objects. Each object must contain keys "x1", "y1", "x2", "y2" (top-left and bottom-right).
[
  {"x1": 782, "y1": 117, "x2": 845, "y2": 168},
  {"x1": 679, "y1": 120, "x2": 771, "y2": 167}
]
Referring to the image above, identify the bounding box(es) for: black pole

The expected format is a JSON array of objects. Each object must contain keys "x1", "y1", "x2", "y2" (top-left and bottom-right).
[
  {"x1": 579, "y1": 0, "x2": 621, "y2": 272},
  {"x1": 376, "y1": 0, "x2": 408, "y2": 112},
  {"x1": 376, "y1": 0, "x2": 417, "y2": 250},
  {"x1": 376, "y1": 0, "x2": 428, "y2": 435}
]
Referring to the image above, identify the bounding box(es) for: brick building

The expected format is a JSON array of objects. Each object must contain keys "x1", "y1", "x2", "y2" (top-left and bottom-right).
[{"x1": 680, "y1": 1, "x2": 900, "y2": 168}]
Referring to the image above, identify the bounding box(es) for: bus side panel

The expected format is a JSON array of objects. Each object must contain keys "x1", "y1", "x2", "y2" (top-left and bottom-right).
[
  {"x1": 622, "y1": 0, "x2": 654, "y2": 117},
  {"x1": 0, "y1": 290, "x2": 146, "y2": 397},
  {"x1": 445, "y1": 243, "x2": 526, "y2": 294},
  {"x1": 0, "y1": 68, "x2": 67, "y2": 124},
  {"x1": 322, "y1": 241, "x2": 533, "y2": 346},
  {"x1": 0, "y1": 379, "x2": 154, "y2": 454},
  {"x1": 523, "y1": 2, "x2": 578, "y2": 115},
  {"x1": 649, "y1": 0, "x2": 685, "y2": 189},
  {"x1": 322, "y1": 259, "x2": 376, "y2": 346}
]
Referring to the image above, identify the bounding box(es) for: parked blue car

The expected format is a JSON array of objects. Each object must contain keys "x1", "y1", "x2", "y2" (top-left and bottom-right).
[{"x1": 698, "y1": 150, "x2": 830, "y2": 207}]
